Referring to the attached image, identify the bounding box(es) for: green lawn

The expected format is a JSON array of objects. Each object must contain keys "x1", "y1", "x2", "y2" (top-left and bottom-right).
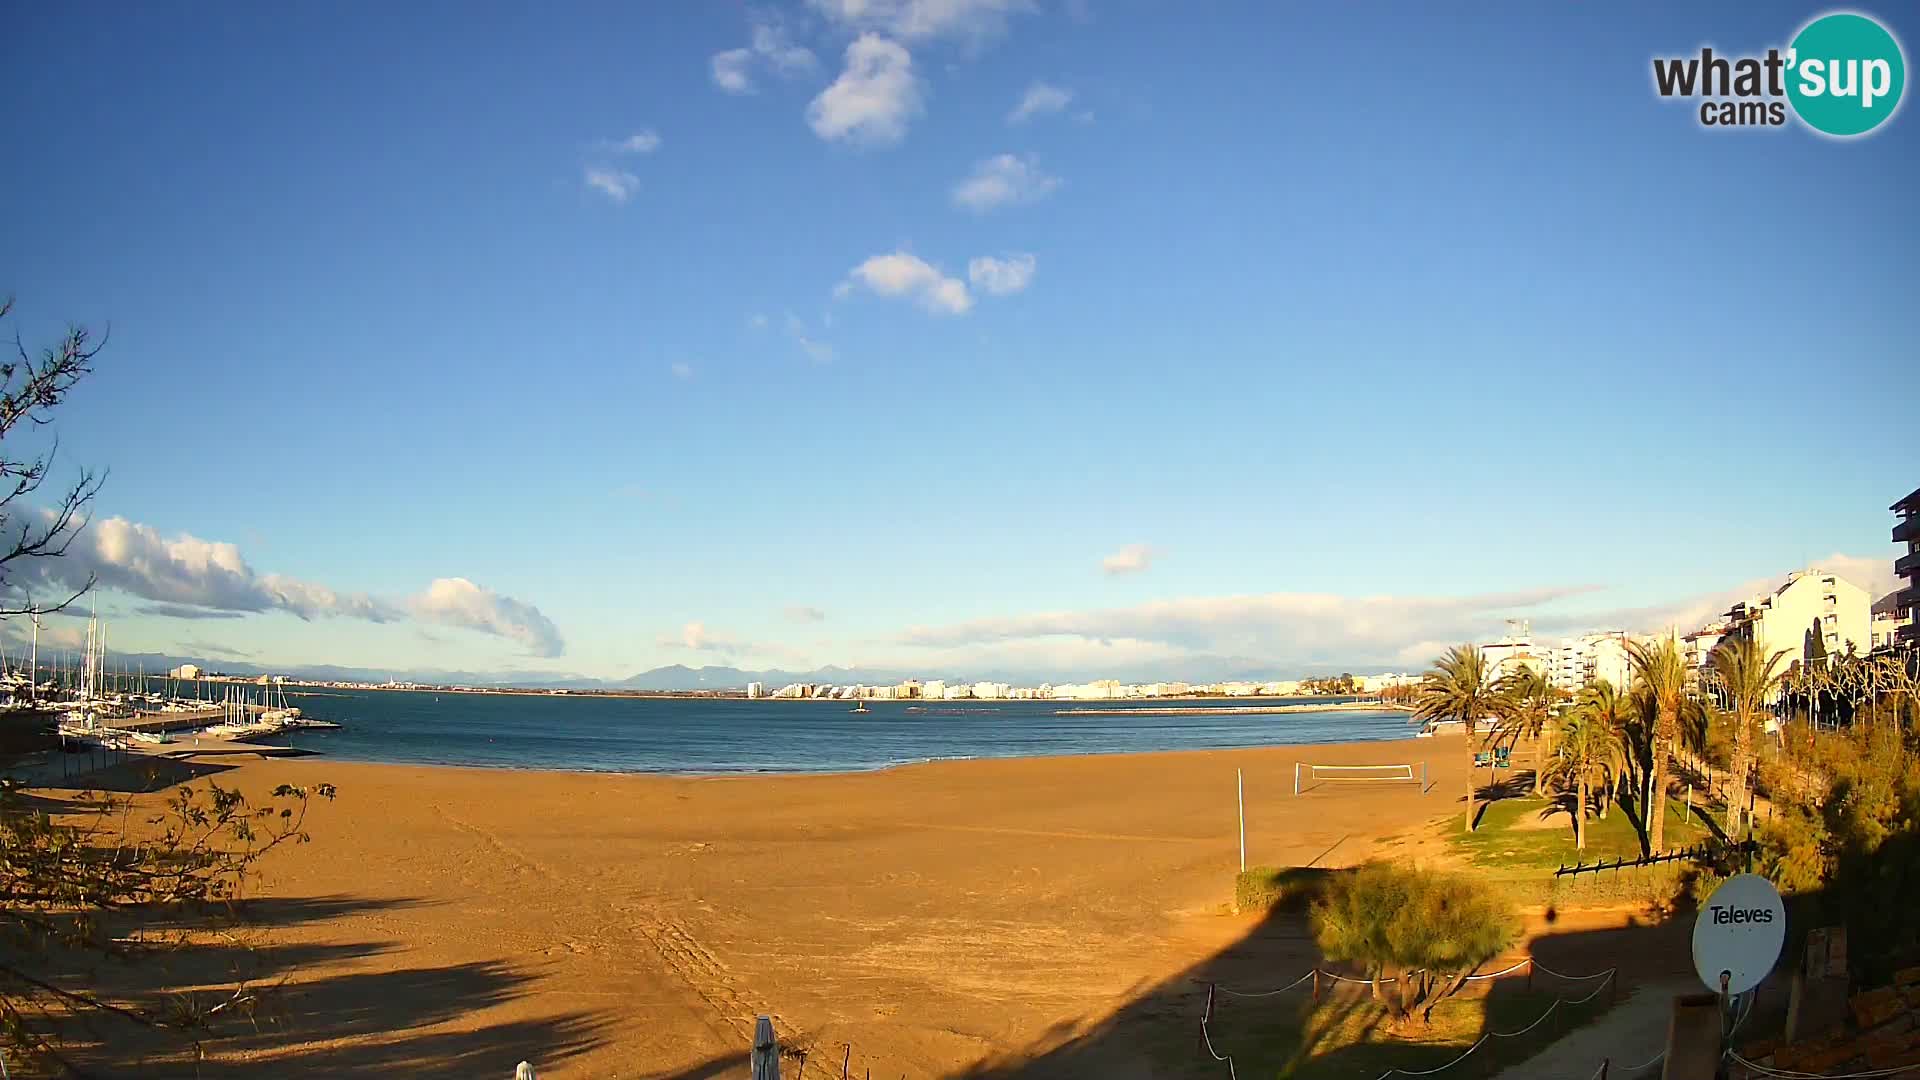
[{"x1": 1447, "y1": 793, "x2": 1716, "y2": 906}]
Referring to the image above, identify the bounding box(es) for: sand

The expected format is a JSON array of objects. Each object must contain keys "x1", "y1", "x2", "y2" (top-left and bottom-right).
[{"x1": 62, "y1": 735, "x2": 1606, "y2": 1077}]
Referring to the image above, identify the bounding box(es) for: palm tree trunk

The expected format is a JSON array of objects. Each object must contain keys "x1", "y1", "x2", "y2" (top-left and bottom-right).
[
  {"x1": 1649, "y1": 705, "x2": 1672, "y2": 853},
  {"x1": 1533, "y1": 733, "x2": 1545, "y2": 797},
  {"x1": 1464, "y1": 742, "x2": 1477, "y2": 831},
  {"x1": 1576, "y1": 775, "x2": 1588, "y2": 850},
  {"x1": 1725, "y1": 709, "x2": 1749, "y2": 838}
]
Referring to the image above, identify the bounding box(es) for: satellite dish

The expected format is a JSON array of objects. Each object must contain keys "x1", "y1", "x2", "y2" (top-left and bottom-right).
[{"x1": 1692, "y1": 873, "x2": 1786, "y2": 995}]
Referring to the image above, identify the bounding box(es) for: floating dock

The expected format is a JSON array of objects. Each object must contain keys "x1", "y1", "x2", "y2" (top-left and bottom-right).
[{"x1": 104, "y1": 704, "x2": 273, "y2": 734}]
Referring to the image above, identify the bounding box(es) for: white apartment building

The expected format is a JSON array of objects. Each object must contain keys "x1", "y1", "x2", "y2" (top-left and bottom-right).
[
  {"x1": 745, "y1": 681, "x2": 763, "y2": 699},
  {"x1": 921, "y1": 680, "x2": 946, "y2": 701},
  {"x1": 1872, "y1": 609, "x2": 1909, "y2": 652},
  {"x1": 1722, "y1": 568, "x2": 1871, "y2": 668},
  {"x1": 972, "y1": 682, "x2": 1010, "y2": 699},
  {"x1": 1682, "y1": 621, "x2": 1731, "y2": 674},
  {"x1": 1356, "y1": 673, "x2": 1416, "y2": 694},
  {"x1": 1545, "y1": 633, "x2": 1635, "y2": 693}
]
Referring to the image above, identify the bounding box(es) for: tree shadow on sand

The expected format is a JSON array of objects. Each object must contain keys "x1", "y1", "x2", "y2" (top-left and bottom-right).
[
  {"x1": 35, "y1": 892, "x2": 615, "y2": 1078},
  {"x1": 941, "y1": 875, "x2": 1710, "y2": 1080}
]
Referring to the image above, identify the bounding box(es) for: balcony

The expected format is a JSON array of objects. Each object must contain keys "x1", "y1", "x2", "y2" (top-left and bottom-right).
[
  {"x1": 1898, "y1": 549, "x2": 1920, "y2": 580},
  {"x1": 1896, "y1": 516, "x2": 1920, "y2": 544}
]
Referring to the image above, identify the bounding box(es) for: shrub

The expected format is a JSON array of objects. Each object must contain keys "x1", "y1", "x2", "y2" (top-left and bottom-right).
[{"x1": 1312, "y1": 862, "x2": 1520, "y2": 1020}]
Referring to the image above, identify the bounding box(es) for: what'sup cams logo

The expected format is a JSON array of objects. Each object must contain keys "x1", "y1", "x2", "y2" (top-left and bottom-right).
[{"x1": 1653, "y1": 11, "x2": 1906, "y2": 136}]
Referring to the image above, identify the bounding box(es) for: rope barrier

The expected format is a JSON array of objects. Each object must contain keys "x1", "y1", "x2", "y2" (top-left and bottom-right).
[
  {"x1": 1461, "y1": 959, "x2": 1534, "y2": 982},
  {"x1": 1725, "y1": 1052, "x2": 1920, "y2": 1078},
  {"x1": 1363, "y1": 970, "x2": 1614, "y2": 1079},
  {"x1": 1529, "y1": 961, "x2": 1617, "y2": 983},
  {"x1": 1618, "y1": 1050, "x2": 1665, "y2": 1076},
  {"x1": 1213, "y1": 956, "x2": 1616, "y2": 996},
  {"x1": 1199, "y1": 984, "x2": 1240, "y2": 1080},
  {"x1": 1201, "y1": 963, "x2": 1621, "y2": 1080},
  {"x1": 1216, "y1": 971, "x2": 1316, "y2": 998},
  {"x1": 1199, "y1": 1018, "x2": 1239, "y2": 1080}
]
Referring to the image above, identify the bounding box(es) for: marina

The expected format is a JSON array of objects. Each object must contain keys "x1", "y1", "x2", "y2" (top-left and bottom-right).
[{"x1": 4, "y1": 614, "x2": 342, "y2": 775}]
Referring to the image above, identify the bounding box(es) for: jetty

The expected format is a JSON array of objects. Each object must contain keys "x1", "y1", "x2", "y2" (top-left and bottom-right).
[
  {"x1": 106, "y1": 704, "x2": 271, "y2": 734},
  {"x1": 1052, "y1": 701, "x2": 1415, "y2": 717}
]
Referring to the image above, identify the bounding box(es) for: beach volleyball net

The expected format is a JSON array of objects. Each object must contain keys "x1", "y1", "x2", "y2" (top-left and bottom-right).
[{"x1": 1294, "y1": 761, "x2": 1427, "y2": 795}]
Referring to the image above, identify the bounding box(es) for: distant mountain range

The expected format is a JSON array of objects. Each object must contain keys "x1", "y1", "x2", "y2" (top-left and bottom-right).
[{"x1": 1, "y1": 640, "x2": 1306, "y2": 692}]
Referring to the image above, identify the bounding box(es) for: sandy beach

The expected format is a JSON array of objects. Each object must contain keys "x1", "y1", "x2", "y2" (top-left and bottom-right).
[{"x1": 47, "y1": 738, "x2": 1470, "y2": 1078}]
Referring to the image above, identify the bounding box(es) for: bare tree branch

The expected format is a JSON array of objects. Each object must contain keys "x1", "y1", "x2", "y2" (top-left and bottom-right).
[{"x1": 0, "y1": 296, "x2": 105, "y2": 619}]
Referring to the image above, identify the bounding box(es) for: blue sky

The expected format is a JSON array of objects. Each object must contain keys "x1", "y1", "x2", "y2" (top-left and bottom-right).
[{"x1": 2, "y1": 1, "x2": 1913, "y2": 681}]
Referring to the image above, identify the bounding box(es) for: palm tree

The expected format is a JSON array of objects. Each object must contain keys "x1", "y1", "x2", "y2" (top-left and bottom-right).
[
  {"x1": 1572, "y1": 679, "x2": 1633, "y2": 819},
  {"x1": 1414, "y1": 645, "x2": 1497, "y2": 831},
  {"x1": 1543, "y1": 710, "x2": 1622, "y2": 850},
  {"x1": 1711, "y1": 635, "x2": 1788, "y2": 838},
  {"x1": 1626, "y1": 637, "x2": 1688, "y2": 853},
  {"x1": 1495, "y1": 665, "x2": 1557, "y2": 797}
]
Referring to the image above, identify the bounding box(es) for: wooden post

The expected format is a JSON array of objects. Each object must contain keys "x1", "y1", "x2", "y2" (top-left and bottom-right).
[
  {"x1": 1526, "y1": 958, "x2": 1535, "y2": 994},
  {"x1": 752, "y1": 1016, "x2": 781, "y2": 1080},
  {"x1": 1312, "y1": 968, "x2": 1321, "y2": 1003},
  {"x1": 1237, "y1": 768, "x2": 1246, "y2": 873},
  {"x1": 1598, "y1": 1059, "x2": 1609, "y2": 1080},
  {"x1": 514, "y1": 1063, "x2": 536, "y2": 1080},
  {"x1": 1663, "y1": 993, "x2": 1721, "y2": 1080},
  {"x1": 1685, "y1": 785, "x2": 1692, "y2": 823},
  {"x1": 840, "y1": 1044, "x2": 850, "y2": 1080}
]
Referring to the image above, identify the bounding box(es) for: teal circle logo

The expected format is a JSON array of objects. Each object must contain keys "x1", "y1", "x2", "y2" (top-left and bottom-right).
[{"x1": 1786, "y1": 12, "x2": 1906, "y2": 136}]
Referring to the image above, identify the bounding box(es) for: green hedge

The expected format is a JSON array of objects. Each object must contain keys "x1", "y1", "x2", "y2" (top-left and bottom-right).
[{"x1": 1235, "y1": 866, "x2": 1338, "y2": 913}]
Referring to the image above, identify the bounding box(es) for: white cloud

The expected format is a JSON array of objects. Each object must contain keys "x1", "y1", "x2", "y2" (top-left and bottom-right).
[
  {"x1": 670, "y1": 361, "x2": 694, "y2": 380},
  {"x1": 808, "y1": 0, "x2": 1034, "y2": 42},
  {"x1": 747, "y1": 312, "x2": 769, "y2": 330},
  {"x1": 842, "y1": 252, "x2": 972, "y2": 314},
  {"x1": 665, "y1": 620, "x2": 744, "y2": 653},
  {"x1": 1008, "y1": 81, "x2": 1071, "y2": 123},
  {"x1": 712, "y1": 48, "x2": 756, "y2": 93},
  {"x1": 807, "y1": 34, "x2": 922, "y2": 146},
  {"x1": 967, "y1": 253, "x2": 1036, "y2": 296},
  {"x1": 4, "y1": 513, "x2": 567, "y2": 657},
  {"x1": 785, "y1": 605, "x2": 827, "y2": 623},
  {"x1": 1099, "y1": 543, "x2": 1157, "y2": 576},
  {"x1": 752, "y1": 20, "x2": 820, "y2": 74},
  {"x1": 15, "y1": 515, "x2": 400, "y2": 622},
  {"x1": 711, "y1": 18, "x2": 818, "y2": 94},
  {"x1": 408, "y1": 577, "x2": 565, "y2": 658},
  {"x1": 583, "y1": 167, "x2": 639, "y2": 203},
  {"x1": 603, "y1": 130, "x2": 662, "y2": 154},
  {"x1": 951, "y1": 153, "x2": 1060, "y2": 212},
  {"x1": 896, "y1": 586, "x2": 1600, "y2": 673},
  {"x1": 785, "y1": 312, "x2": 836, "y2": 362},
  {"x1": 880, "y1": 552, "x2": 1908, "y2": 678}
]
